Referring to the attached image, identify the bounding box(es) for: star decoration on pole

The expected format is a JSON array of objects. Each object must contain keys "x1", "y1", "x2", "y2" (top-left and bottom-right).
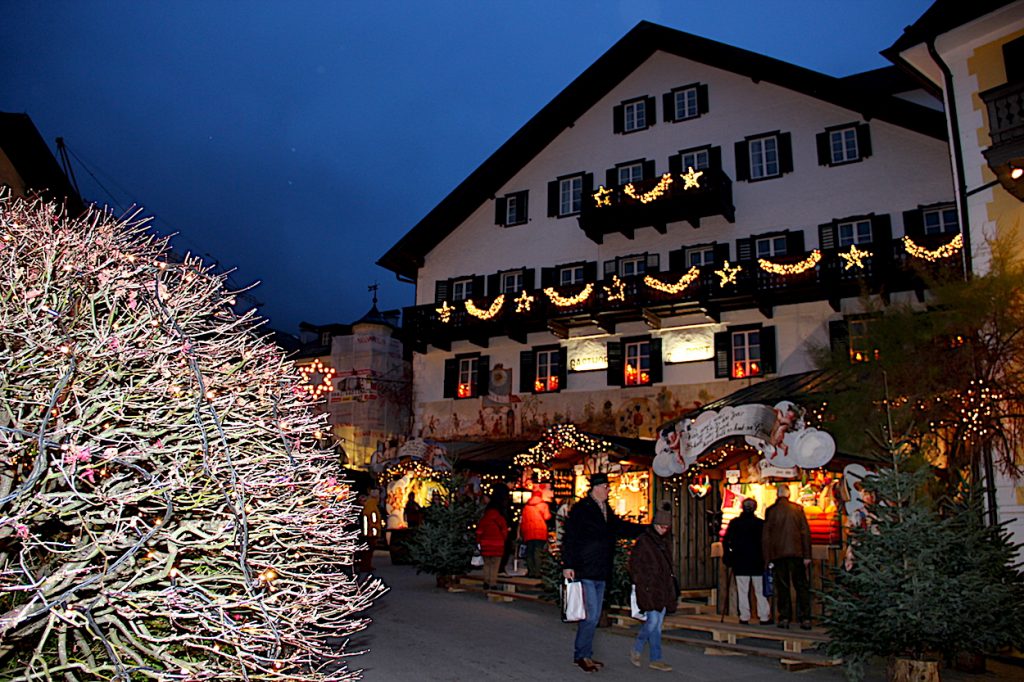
[
  {"x1": 715, "y1": 260, "x2": 742, "y2": 288},
  {"x1": 298, "y1": 359, "x2": 337, "y2": 398},
  {"x1": 436, "y1": 300, "x2": 454, "y2": 323},
  {"x1": 592, "y1": 186, "x2": 614, "y2": 207},
  {"x1": 603, "y1": 275, "x2": 626, "y2": 302},
  {"x1": 514, "y1": 290, "x2": 534, "y2": 312},
  {"x1": 681, "y1": 166, "x2": 704, "y2": 189},
  {"x1": 839, "y1": 244, "x2": 872, "y2": 270}
]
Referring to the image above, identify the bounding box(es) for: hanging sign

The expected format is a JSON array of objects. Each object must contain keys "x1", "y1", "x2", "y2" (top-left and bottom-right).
[{"x1": 567, "y1": 338, "x2": 608, "y2": 372}]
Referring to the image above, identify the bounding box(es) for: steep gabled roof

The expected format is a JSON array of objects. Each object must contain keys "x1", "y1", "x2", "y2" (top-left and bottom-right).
[{"x1": 378, "y1": 20, "x2": 948, "y2": 280}]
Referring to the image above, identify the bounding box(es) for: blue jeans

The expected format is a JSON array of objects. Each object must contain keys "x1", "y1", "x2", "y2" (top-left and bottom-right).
[
  {"x1": 573, "y1": 579, "x2": 605, "y2": 660},
  {"x1": 633, "y1": 607, "x2": 666, "y2": 661}
]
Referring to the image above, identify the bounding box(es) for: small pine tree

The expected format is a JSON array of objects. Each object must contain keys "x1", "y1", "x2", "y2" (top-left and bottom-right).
[{"x1": 405, "y1": 472, "x2": 480, "y2": 581}]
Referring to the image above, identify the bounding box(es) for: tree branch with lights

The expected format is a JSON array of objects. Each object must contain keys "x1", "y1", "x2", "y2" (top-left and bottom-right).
[{"x1": 0, "y1": 196, "x2": 385, "y2": 681}]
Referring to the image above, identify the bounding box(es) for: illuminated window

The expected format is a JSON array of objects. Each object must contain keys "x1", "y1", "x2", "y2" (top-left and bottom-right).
[
  {"x1": 457, "y1": 357, "x2": 479, "y2": 398},
  {"x1": 749, "y1": 135, "x2": 779, "y2": 179},
  {"x1": 559, "y1": 176, "x2": 583, "y2": 216},
  {"x1": 830, "y1": 127, "x2": 859, "y2": 164},
  {"x1": 617, "y1": 163, "x2": 644, "y2": 185},
  {"x1": 534, "y1": 349, "x2": 561, "y2": 393},
  {"x1": 687, "y1": 246, "x2": 715, "y2": 267},
  {"x1": 624, "y1": 340, "x2": 651, "y2": 386},
  {"x1": 923, "y1": 206, "x2": 958, "y2": 235},
  {"x1": 837, "y1": 220, "x2": 872, "y2": 247},
  {"x1": 500, "y1": 270, "x2": 523, "y2": 294},
  {"x1": 848, "y1": 318, "x2": 879, "y2": 363},
  {"x1": 624, "y1": 100, "x2": 647, "y2": 132},
  {"x1": 682, "y1": 148, "x2": 710, "y2": 171},
  {"x1": 560, "y1": 265, "x2": 584, "y2": 286},
  {"x1": 731, "y1": 329, "x2": 762, "y2": 379},
  {"x1": 674, "y1": 87, "x2": 699, "y2": 120},
  {"x1": 451, "y1": 278, "x2": 472, "y2": 301},
  {"x1": 620, "y1": 256, "x2": 645, "y2": 277},
  {"x1": 755, "y1": 235, "x2": 787, "y2": 259}
]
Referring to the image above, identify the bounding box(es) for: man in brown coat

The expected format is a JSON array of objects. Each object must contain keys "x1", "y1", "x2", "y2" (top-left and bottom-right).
[{"x1": 762, "y1": 485, "x2": 812, "y2": 630}]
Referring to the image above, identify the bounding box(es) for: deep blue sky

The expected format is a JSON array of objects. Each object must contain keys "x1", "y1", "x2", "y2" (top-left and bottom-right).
[{"x1": 2, "y1": 0, "x2": 934, "y2": 334}]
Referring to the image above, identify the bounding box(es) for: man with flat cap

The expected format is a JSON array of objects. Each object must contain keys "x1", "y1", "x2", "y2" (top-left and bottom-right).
[{"x1": 562, "y1": 473, "x2": 644, "y2": 673}]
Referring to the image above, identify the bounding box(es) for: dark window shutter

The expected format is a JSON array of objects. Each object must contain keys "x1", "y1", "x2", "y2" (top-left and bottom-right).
[
  {"x1": 714, "y1": 332, "x2": 730, "y2": 378},
  {"x1": 606, "y1": 341, "x2": 624, "y2": 386},
  {"x1": 434, "y1": 280, "x2": 450, "y2": 304},
  {"x1": 520, "y1": 350, "x2": 535, "y2": 393},
  {"x1": 829, "y1": 320, "x2": 850, "y2": 355},
  {"x1": 583, "y1": 261, "x2": 598, "y2": 282},
  {"x1": 643, "y1": 159, "x2": 656, "y2": 179},
  {"x1": 582, "y1": 173, "x2": 594, "y2": 198},
  {"x1": 870, "y1": 214, "x2": 892, "y2": 246},
  {"x1": 606, "y1": 167, "x2": 618, "y2": 187},
  {"x1": 604, "y1": 260, "x2": 617, "y2": 278},
  {"x1": 819, "y1": 222, "x2": 836, "y2": 251},
  {"x1": 663, "y1": 92, "x2": 676, "y2": 122},
  {"x1": 709, "y1": 146, "x2": 722, "y2": 171},
  {"x1": 714, "y1": 242, "x2": 730, "y2": 264},
  {"x1": 613, "y1": 104, "x2": 625, "y2": 134},
  {"x1": 646, "y1": 253, "x2": 660, "y2": 273},
  {"x1": 557, "y1": 346, "x2": 568, "y2": 391},
  {"x1": 903, "y1": 209, "x2": 924, "y2": 239},
  {"x1": 816, "y1": 131, "x2": 831, "y2": 166},
  {"x1": 760, "y1": 327, "x2": 777, "y2": 375},
  {"x1": 547, "y1": 180, "x2": 559, "y2": 217},
  {"x1": 734, "y1": 140, "x2": 750, "y2": 181},
  {"x1": 787, "y1": 230, "x2": 805, "y2": 255},
  {"x1": 477, "y1": 356, "x2": 490, "y2": 396},
  {"x1": 645, "y1": 96, "x2": 657, "y2": 125},
  {"x1": 495, "y1": 197, "x2": 507, "y2": 225},
  {"x1": 519, "y1": 191, "x2": 529, "y2": 223},
  {"x1": 649, "y1": 338, "x2": 663, "y2": 384},
  {"x1": 486, "y1": 273, "x2": 499, "y2": 297},
  {"x1": 668, "y1": 247, "x2": 685, "y2": 272},
  {"x1": 778, "y1": 132, "x2": 794, "y2": 174},
  {"x1": 472, "y1": 275, "x2": 485, "y2": 299},
  {"x1": 697, "y1": 84, "x2": 709, "y2": 115},
  {"x1": 1005, "y1": 36, "x2": 1024, "y2": 83},
  {"x1": 856, "y1": 123, "x2": 872, "y2": 159},
  {"x1": 443, "y1": 358, "x2": 458, "y2": 398},
  {"x1": 541, "y1": 267, "x2": 556, "y2": 288},
  {"x1": 668, "y1": 154, "x2": 682, "y2": 175},
  {"x1": 736, "y1": 238, "x2": 753, "y2": 261},
  {"x1": 522, "y1": 268, "x2": 535, "y2": 291}
]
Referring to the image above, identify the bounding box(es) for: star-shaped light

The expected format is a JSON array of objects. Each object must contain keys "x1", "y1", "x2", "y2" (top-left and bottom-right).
[
  {"x1": 839, "y1": 244, "x2": 872, "y2": 271},
  {"x1": 680, "y1": 166, "x2": 704, "y2": 189},
  {"x1": 298, "y1": 359, "x2": 337, "y2": 398},
  {"x1": 592, "y1": 186, "x2": 614, "y2": 207},
  {"x1": 514, "y1": 290, "x2": 534, "y2": 313},
  {"x1": 436, "y1": 301, "x2": 454, "y2": 323},
  {"x1": 715, "y1": 260, "x2": 742, "y2": 288},
  {"x1": 603, "y1": 275, "x2": 626, "y2": 302}
]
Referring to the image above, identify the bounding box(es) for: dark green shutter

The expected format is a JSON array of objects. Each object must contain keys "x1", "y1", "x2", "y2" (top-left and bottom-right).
[
  {"x1": 714, "y1": 242, "x2": 730, "y2": 264},
  {"x1": 787, "y1": 230, "x2": 805, "y2": 255},
  {"x1": 760, "y1": 327, "x2": 777, "y2": 375},
  {"x1": 613, "y1": 104, "x2": 624, "y2": 134},
  {"x1": 662, "y1": 92, "x2": 676, "y2": 122},
  {"x1": 443, "y1": 358, "x2": 458, "y2": 398},
  {"x1": 582, "y1": 173, "x2": 594, "y2": 198},
  {"x1": 646, "y1": 253, "x2": 660, "y2": 273},
  {"x1": 816, "y1": 131, "x2": 831, "y2": 165},
  {"x1": 434, "y1": 280, "x2": 450, "y2": 304},
  {"x1": 714, "y1": 332, "x2": 730, "y2": 378},
  {"x1": 471, "y1": 275, "x2": 485, "y2": 299},
  {"x1": 697, "y1": 84, "x2": 709, "y2": 115},
  {"x1": 734, "y1": 141, "x2": 750, "y2": 181},
  {"x1": 668, "y1": 247, "x2": 685, "y2": 272},
  {"x1": 778, "y1": 132, "x2": 794, "y2": 174},
  {"x1": 819, "y1": 222, "x2": 836, "y2": 251},
  {"x1": 583, "y1": 261, "x2": 598, "y2": 282},
  {"x1": 523, "y1": 268, "x2": 535, "y2": 290},
  {"x1": 486, "y1": 273, "x2": 499, "y2": 297},
  {"x1": 870, "y1": 214, "x2": 892, "y2": 249},
  {"x1": 643, "y1": 159, "x2": 656, "y2": 179},
  {"x1": 649, "y1": 338, "x2": 663, "y2": 383},
  {"x1": 736, "y1": 238, "x2": 753, "y2": 261},
  {"x1": 557, "y1": 346, "x2": 568, "y2": 391},
  {"x1": 547, "y1": 180, "x2": 559, "y2": 216},
  {"x1": 606, "y1": 167, "x2": 618, "y2": 188},
  {"x1": 495, "y1": 197, "x2": 507, "y2": 225},
  {"x1": 856, "y1": 123, "x2": 872, "y2": 159},
  {"x1": 668, "y1": 154, "x2": 682, "y2": 175},
  {"x1": 607, "y1": 341, "x2": 624, "y2": 386},
  {"x1": 903, "y1": 209, "x2": 924, "y2": 239},
  {"x1": 709, "y1": 146, "x2": 722, "y2": 171},
  {"x1": 541, "y1": 267, "x2": 556, "y2": 288},
  {"x1": 477, "y1": 356, "x2": 490, "y2": 396},
  {"x1": 520, "y1": 350, "x2": 535, "y2": 393},
  {"x1": 644, "y1": 96, "x2": 657, "y2": 125}
]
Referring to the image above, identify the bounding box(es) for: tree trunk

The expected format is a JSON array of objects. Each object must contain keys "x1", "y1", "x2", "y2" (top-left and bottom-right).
[{"x1": 887, "y1": 658, "x2": 940, "y2": 682}]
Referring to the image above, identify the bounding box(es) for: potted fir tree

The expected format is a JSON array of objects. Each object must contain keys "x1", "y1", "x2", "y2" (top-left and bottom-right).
[{"x1": 405, "y1": 473, "x2": 480, "y2": 589}]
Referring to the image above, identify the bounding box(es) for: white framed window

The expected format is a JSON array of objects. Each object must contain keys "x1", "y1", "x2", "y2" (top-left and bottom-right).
[
  {"x1": 457, "y1": 357, "x2": 478, "y2": 398},
  {"x1": 682, "y1": 149, "x2": 710, "y2": 171},
  {"x1": 534, "y1": 348, "x2": 561, "y2": 393},
  {"x1": 560, "y1": 265, "x2": 584, "y2": 286},
  {"x1": 755, "y1": 236, "x2": 787, "y2": 259},
  {"x1": 837, "y1": 220, "x2": 872, "y2": 246},
  {"x1": 506, "y1": 194, "x2": 521, "y2": 225},
  {"x1": 500, "y1": 270, "x2": 523, "y2": 294},
  {"x1": 674, "y1": 87, "x2": 699, "y2": 120},
  {"x1": 848, "y1": 318, "x2": 878, "y2": 364},
  {"x1": 617, "y1": 163, "x2": 644, "y2": 185},
  {"x1": 624, "y1": 340, "x2": 651, "y2": 386},
  {"x1": 559, "y1": 176, "x2": 583, "y2": 216},
  {"x1": 830, "y1": 127, "x2": 859, "y2": 164},
  {"x1": 624, "y1": 100, "x2": 647, "y2": 132},
  {"x1": 687, "y1": 246, "x2": 715, "y2": 267},
  {"x1": 923, "y1": 206, "x2": 958, "y2": 235},
  {"x1": 620, "y1": 256, "x2": 645, "y2": 277},
  {"x1": 451, "y1": 278, "x2": 472, "y2": 301},
  {"x1": 749, "y1": 135, "x2": 779, "y2": 179},
  {"x1": 731, "y1": 329, "x2": 762, "y2": 379}
]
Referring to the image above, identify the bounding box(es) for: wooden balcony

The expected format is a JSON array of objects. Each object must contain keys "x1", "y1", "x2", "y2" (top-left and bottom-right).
[
  {"x1": 578, "y1": 168, "x2": 735, "y2": 243},
  {"x1": 980, "y1": 80, "x2": 1024, "y2": 201},
  {"x1": 403, "y1": 236, "x2": 965, "y2": 352}
]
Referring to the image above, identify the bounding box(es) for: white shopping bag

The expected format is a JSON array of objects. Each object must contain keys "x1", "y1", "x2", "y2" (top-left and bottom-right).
[
  {"x1": 630, "y1": 584, "x2": 647, "y2": 621},
  {"x1": 562, "y1": 579, "x2": 586, "y2": 622}
]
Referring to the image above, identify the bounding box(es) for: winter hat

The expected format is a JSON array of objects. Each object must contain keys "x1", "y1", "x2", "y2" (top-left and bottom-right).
[
  {"x1": 589, "y1": 472, "x2": 609, "y2": 487},
  {"x1": 653, "y1": 504, "x2": 672, "y2": 527}
]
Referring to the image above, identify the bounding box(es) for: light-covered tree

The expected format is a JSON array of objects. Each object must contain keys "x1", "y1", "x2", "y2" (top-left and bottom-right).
[{"x1": 0, "y1": 196, "x2": 385, "y2": 681}]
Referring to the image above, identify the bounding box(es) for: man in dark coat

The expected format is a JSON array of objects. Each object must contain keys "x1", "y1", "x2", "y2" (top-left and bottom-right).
[
  {"x1": 724, "y1": 498, "x2": 772, "y2": 625},
  {"x1": 627, "y1": 506, "x2": 677, "y2": 671},
  {"x1": 762, "y1": 485, "x2": 812, "y2": 629},
  {"x1": 562, "y1": 473, "x2": 643, "y2": 674}
]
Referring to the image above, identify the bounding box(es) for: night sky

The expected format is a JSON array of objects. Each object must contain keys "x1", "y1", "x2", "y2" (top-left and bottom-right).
[{"x1": 2, "y1": 0, "x2": 933, "y2": 334}]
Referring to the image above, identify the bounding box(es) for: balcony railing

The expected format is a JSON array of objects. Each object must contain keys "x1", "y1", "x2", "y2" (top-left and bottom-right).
[
  {"x1": 578, "y1": 168, "x2": 735, "y2": 243},
  {"x1": 981, "y1": 80, "x2": 1024, "y2": 146},
  {"x1": 404, "y1": 234, "x2": 966, "y2": 351}
]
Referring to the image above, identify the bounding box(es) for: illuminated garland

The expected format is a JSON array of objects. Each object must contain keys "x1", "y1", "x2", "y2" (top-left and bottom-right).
[
  {"x1": 603, "y1": 275, "x2": 626, "y2": 302},
  {"x1": 544, "y1": 283, "x2": 593, "y2": 307},
  {"x1": 903, "y1": 233, "x2": 963, "y2": 261},
  {"x1": 715, "y1": 260, "x2": 742, "y2": 287},
  {"x1": 644, "y1": 266, "x2": 700, "y2": 294},
  {"x1": 298, "y1": 358, "x2": 337, "y2": 398},
  {"x1": 465, "y1": 295, "x2": 505, "y2": 320},
  {"x1": 758, "y1": 250, "x2": 821, "y2": 276},
  {"x1": 839, "y1": 245, "x2": 871, "y2": 270},
  {"x1": 514, "y1": 290, "x2": 534, "y2": 312},
  {"x1": 624, "y1": 173, "x2": 674, "y2": 204},
  {"x1": 514, "y1": 424, "x2": 612, "y2": 468},
  {"x1": 436, "y1": 300, "x2": 454, "y2": 323},
  {"x1": 379, "y1": 458, "x2": 446, "y2": 485}
]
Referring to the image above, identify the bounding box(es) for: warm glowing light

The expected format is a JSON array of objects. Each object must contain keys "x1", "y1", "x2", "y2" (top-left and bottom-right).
[
  {"x1": 624, "y1": 173, "x2": 673, "y2": 204},
  {"x1": 1011, "y1": 166, "x2": 1023, "y2": 180},
  {"x1": 603, "y1": 275, "x2": 626, "y2": 302},
  {"x1": 680, "y1": 166, "x2": 703, "y2": 189},
  {"x1": 513, "y1": 424, "x2": 612, "y2": 467},
  {"x1": 903, "y1": 233, "x2": 963, "y2": 261},
  {"x1": 534, "y1": 376, "x2": 559, "y2": 392},
  {"x1": 298, "y1": 358, "x2": 337, "y2": 398},
  {"x1": 465, "y1": 295, "x2": 505, "y2": 320},
  {"x1": 624, "y1": 363, "x2": 650, "y2": 386},
  {"x1": 838, "y1": 244, "x2": 872, "y2": 270},
  {"x1": 592, "y1": 186, "x2": 614, "y2": 207},
  {"x1": 644, "y1": 266, "x2": 700, "y2": 294},
  {"x1": 715, "y1": 260, "x2": 742, "y2": 287},
  {"x1": 457, "y1": 383, "x2": 473, "y2": 398},
  {"x1": 514, "y1": 290, "x2": 534, "y2": 313},
  {"x1": 732, "y1": 361, "x2": 760, "y2": 379},
  {"x1": 436, "y1": 301, "x2": 454, "y2": 323},
  {"x1": 544, "y1": 283, "x2": 593, "y2": 307},
  {"x1": 758, "y1": 250, "x2": 821, "y2": 275}
]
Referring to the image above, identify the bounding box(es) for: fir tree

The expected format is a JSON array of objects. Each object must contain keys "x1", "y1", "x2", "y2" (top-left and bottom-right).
[{"x1": 405, "y1": 471, "x2": 479, "y2": 581}]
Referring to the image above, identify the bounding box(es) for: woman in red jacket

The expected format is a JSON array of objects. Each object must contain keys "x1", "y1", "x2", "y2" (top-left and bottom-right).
[
  {"x1": 519, "y1": 484, "x2": 553, "y2": 578},
  {"x1": 475, "y1": 484, "x2": 510, "y2": 589}
]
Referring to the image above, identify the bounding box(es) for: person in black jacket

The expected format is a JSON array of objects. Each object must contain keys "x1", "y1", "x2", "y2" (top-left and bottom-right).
[
  {"x1": 723, "y1": 498, "x2": 772, "y2": 625},
  {"x1": 561, "y1": 473, "x2": 644, "y2": 674}
]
